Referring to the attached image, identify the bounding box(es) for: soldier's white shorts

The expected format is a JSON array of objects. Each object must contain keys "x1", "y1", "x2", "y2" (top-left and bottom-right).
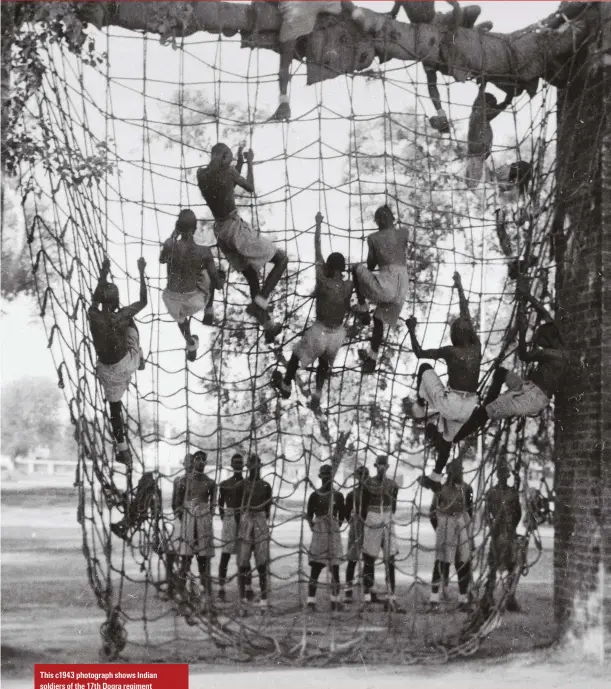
[
  {"x1": 220, "y1": 508, "x2": 239, "y2": 555},
  {"x1": 354, "y1": 264, "x2": 409, "y2": 327},
  {"x1": 278, "y1": 1, "x2": 342, "y2": 43},
  {"x1": 238, "y1": 512, "x2": 269, "y2": 567},
  {"x1": 294, "y1": 321, "x2": 346, "y2": 368},
  {"x1": 96, "y1": 326, "x2": 141, "y2": 403},
  {"x1": 179, "y1": 502, "x2": 215, "y2": 557},
  {"x1": 162, "y1": 287, "x2": 208, "y2": 323},
  {"x1": 214, "y1": 211, "x2": 276, "y2": 273},
  {"x1": 419, "y1": 369, "x2": 478, "y2": 441}
]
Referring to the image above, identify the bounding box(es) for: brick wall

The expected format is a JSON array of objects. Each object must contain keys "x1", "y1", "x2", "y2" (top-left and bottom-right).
[{"x1": 553, "y1": 3, "x2": 610, "y2": 653}]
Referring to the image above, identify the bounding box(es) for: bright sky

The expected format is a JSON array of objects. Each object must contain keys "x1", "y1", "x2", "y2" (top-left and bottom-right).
[{"x1": 1, "y1": 1, "x2": 559, "y2": 462}]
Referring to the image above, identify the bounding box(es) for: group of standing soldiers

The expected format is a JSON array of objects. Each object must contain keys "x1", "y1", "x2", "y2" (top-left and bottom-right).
[{"x1": 161, "y1": 449, "x2": 524, "y2": 614}]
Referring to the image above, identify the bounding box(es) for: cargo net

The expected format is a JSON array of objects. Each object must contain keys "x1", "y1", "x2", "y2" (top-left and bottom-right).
[{"x1": 9, "y1": 4, "x2": 569, "y2": 666}]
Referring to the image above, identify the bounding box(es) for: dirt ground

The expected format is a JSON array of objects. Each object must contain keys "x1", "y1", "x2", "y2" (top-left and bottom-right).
[{"x1": 2, "y1": 483, "x2": 561, "y2": 686}]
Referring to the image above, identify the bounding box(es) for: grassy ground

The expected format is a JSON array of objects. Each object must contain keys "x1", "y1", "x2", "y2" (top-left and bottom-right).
[{"x1": 1, "y1": 485, "x2": 557, "y2": 680}]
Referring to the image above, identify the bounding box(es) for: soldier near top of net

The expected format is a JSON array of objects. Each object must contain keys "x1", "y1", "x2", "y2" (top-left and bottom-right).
[
  {"x1": 361, "y1": 455, "x2": 403, "y2": 612},
  {"x1": 465, "y1": 82, "x2": 515, "y2": 189},
  {"x1": 306, "y1": 464, "x2": 346, "y2": 612},
  {"x1": 353, "y1": 205, "x2": 411, "y2": 374},
  {"x1": 452, "y1": 275, "x2": 571, "y2": 445},
  {"x1": 160, "y1": 209, "x2": 225, "y2": 363},
  {"x1": 237, "y1": 454, "x2": 273, "y2": 610},
  {"x1": 428, "y1": 459, "x2": 473, "y2": 611},
  {"x1": 265, "y1": 1, "x2": 358, "y2": 122},
  {"x1": 271, "y1": 212, "x2": 353, "y2": 410},
  {"x1": 386, "y1": 2, "x2": 493, "y2": 134},
  {"x1": 404, "y1": 271, "x2": 482, "y2": 490},
  {"x1": 88, "y1": 256, "x2": 147, "y2": 468},
  {"x1": 197, "y1": 143, "x2": 287, "y2": 344}
]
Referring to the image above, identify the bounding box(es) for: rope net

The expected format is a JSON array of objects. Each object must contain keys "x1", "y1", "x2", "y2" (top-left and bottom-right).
[{"x1": 10, "y1": 2, "x2": 582, "y2": 666}]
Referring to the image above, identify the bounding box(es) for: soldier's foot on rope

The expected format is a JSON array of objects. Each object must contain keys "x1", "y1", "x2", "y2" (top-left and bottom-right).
[
  {"x1": 358, "y1": 349, "x2": 377, "y2": 374},
  {"x1": 269, "y1": 102, "x2": 291, "y2": 122},
  {"x1": 186, "y1": 335, "x2": 199, "y2": 362},
  {"x1": 110, "y1": 521, "x2": 128, "y2": 540},
  {"x1": 264, "y1": 322, "x2": 283, "y2": 344},
  {"x1": 116, "y1": 449, "x2": 132, "y2": 468},
  {"x1": 202, "y1": 310, "x2": 214, "y2": 326},
  {"x1": 429, "y1": 114, "x2": 450, "y2": 134},
  {"x1": 271, "y1": 370, "x2": 291, "y2": 399},
  {"x1": 309, "y1": 390, "x2": 321, "y2": 411}
]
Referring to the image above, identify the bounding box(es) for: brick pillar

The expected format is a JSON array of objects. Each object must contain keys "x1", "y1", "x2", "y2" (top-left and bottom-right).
[{"x1": 554, "y1": 3, "x2": 610, "y2": 656}]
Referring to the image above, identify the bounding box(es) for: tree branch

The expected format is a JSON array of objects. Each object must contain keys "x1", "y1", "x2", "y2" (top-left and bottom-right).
[{"x1": 76, "y1": 1, "x2": 596, "y2": 90}]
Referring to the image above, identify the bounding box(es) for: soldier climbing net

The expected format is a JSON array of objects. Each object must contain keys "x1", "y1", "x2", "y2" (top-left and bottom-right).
[{"x1": 10, "y1": 2, "x2": 576, "y2": 666}]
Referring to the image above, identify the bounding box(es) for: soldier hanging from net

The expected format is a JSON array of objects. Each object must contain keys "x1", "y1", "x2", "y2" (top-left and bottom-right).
[
  {"x1": 361, "y1": 455, "x2": 403, "y2": 612},
  {"x1": 160, "y1": 209, "x2": 224, "y2": 363},
  {"x1": 197, "y1": 144, "x2": 287, "y2": 343},
  {"x1": 452, "y1": 275, "x2": 569, "y2": 444},
  {"x1": 267, "y1": 1, "x2": 359, "y2": 121},
  {"x1": 306, "y1": 464, "x2": 345, "y2": 612},
  {"x1": 428, "y1": 458, "x2": 473, "y2": 611},
  {"x1": 353, "y1": 205, "x2": 410, "y2": 374},
  {"x1": 344, "y1": 465, "x2": 369, "y2": 605},
  {"x1": 271, "y1": 212, "x2": 352, "y2": 410},
  {"x1": 218, "y1": 453, "x2": 254, "y2": 603},
  {"x1": 88, "y1": 256, "x2": 147, "y2": 468},
  {"x1": 404, "y1": 271, "x2": 481, "y2": 490},
  {"x1": 483, "y1": 461, "x2": 522, "y2": 613},
  {"x1": 466, "y1": 81, "x2": 514, "y2": 189},
  {"x1": 177, "y1": 451, "x2": 216, "y2": 606},
  {"x1": 237, "y1": 453, "x2": 273, "y2": 611},
  {"x1": 386, "y1": 2, "x2": 492, "y2": 134}
]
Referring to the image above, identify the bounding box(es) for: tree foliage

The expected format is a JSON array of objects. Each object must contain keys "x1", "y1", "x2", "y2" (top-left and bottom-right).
[{"x1": 1, "y1": 375, "x2": 68, "y2": 457}]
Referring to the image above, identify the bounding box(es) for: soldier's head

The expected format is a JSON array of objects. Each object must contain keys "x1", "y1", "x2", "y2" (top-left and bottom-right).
[
  {"x1": 532, "y1": 322, "x2": 563, "y2": 350},
  {"x1": 325, "y1": 252, "x2": 346, "y2": 278},
  {"x1": 374, "y1": 205, "x2": 394, "y2": 230},
  {"x1": 354, "y1": 465, "x2": 369, "y2": 484},
  {"x1": 374, "y1": 455, "x2": 389, "y2": 477},
  {"x1": 447, "y1": 458, "x2": 463, "y2": 484},
  {"x1": 175, "y1": 209, "x2": 197, "y2": 239},
  {"x1": 192, "y1": 450, "x2": 207, "y2": 474},
  {"x1": 450, "y1": 316, "x2": 478, "y2": 347},
  {"x1": 497, "y1": 462, "x2": 510, "y2": 486},
  {"x1": 231, "y1": 453, "x2": 244, "y2": 473},
  {"x1": 94, "y1": 283, "x2": 120, "y2": 312},
  {"x1": 319, "y1": 464, "x2": 333, "y2": 486},
  {"x1": 248, "y1": 453, "x2": 261, "y2": 474},
  {"x1": 210, "y1": 142, "x2": 233, "y2": 168}
]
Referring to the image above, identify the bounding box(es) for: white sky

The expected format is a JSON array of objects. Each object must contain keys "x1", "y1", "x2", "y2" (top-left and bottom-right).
[{"x1": 1, "y1": 1, "x2": 559, "y2": 461}]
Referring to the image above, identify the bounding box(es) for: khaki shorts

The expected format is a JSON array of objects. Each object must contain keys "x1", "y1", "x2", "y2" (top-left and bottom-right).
[
  {"x1": 179, "y1": 502, "x2": 215, "y2": 557},
  {"x1": 238, "y1": 512, "x2": 269, "y2": 567},
  {"x1": 294, "y1": 321, "x2": 346, "y2": 368},
  {"x1": 435, "y1": 512, "x2": 471, "y2": 564},
  {"x1": 486, "y1": 380, "x2": 550, "y2": 420},
  {"x1": 309, "y1": 516, "x2": 343, "y2": 566},
  {"x1": 96, "y1": 326, "x2": 141, "y2": 403},
  {"x1": 214, "y1": 211, "x2": 276, "y2": 273},
  {"x1": 220, "y1": 508, "x2": 239, "y2": 555},
  {"x1": 362, "y1": 510, "x2": 398, "y2": 559}
]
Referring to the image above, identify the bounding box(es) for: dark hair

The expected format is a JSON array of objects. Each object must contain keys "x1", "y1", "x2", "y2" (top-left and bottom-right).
[
  {"x1": 450, "y1": 317, "x2": 478, "y2": 346},
  {"x1": 508, "y1": 160, "x2": 532, "y2": 195},
  {"x1": 94, "y1": 283, "x2": 119, "y2": 307},
  {"x1": 210, "y1": 142, "x2": 232, "y2": 162},
  {"x1": 326, "y1": 252, "x2": 345, "y2": 274},
  {"x1": 535, "y1": 322, "x2": 562, "y2": 348},
  {"x1": 319, "y1": 464, "x2": 333, "y2": 475},
  {"x1": 374, "y1": 205, "x2": 394, "y2": 229},
  {"x1": 192, "y1": 450, "x2": 207, "y2": 462},
  {"x1": 175, "y1": 209, "x2": 197, "y2": 237}
]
